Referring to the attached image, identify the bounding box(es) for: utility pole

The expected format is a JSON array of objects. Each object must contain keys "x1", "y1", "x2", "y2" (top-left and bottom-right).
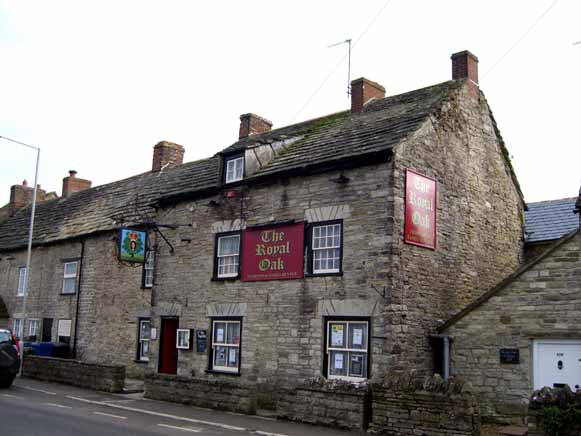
[{"x1": 0, "y1": 135, "x2": 40, "y2": 378}]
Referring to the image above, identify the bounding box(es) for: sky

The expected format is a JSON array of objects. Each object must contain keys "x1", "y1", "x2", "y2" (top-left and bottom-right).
[{"x1": 1, "y1": 0, "x2": 580, "y2": 206}]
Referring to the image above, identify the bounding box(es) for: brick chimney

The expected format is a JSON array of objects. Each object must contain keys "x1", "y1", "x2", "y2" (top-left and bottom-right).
[
  {"x1": 152, "y1": 141, "x2": 185, "y2": 172},
  {"x1": 62, "y1": 170, "x2": 92, "y2": 198},
  {"x1": 350, "y1": 78, "x2": 386, "y2": 114},
  {"x1": 239, "y1": 114, "x2": 272, "y2": 139},
  {"x1": 451, "y1": 50, "x2": 479, "y2": 98},
  {"x1": 9, "y1": 180, "x2": 46, "y2": 216}
]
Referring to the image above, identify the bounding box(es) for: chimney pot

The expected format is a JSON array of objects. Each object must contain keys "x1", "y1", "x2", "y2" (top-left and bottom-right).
[
  {"x1": 152, "y1": 141, "x2": 185, "y2": 172},
  {"x1": 239, "y1": 113, "x2": 272, "y2": 139},
  {"x1": 350, "y1": 78, "x2": 386, "y2": 113},
  {"x1": 22, "y1": 180, "x2": 28, "y2": 187},
  {"x1": 451, "y1": 50, "x2": 479, "y2": 97},
  {"x1": 69, "y1": 170, "x2": 77, "y2": 177}
]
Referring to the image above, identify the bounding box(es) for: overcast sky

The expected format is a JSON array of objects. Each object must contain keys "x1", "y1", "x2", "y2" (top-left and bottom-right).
[{"x1": 1, "y1": 0, "x2": 580, "y2": 207}]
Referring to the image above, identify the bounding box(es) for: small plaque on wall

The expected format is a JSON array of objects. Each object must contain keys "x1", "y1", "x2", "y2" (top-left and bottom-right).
[
  {"x1": 500, "y1": 348, "x2": 519, "y2": 364},
  {"x1": 196, "y1": 329, "x2": 207, "y2": 353}
]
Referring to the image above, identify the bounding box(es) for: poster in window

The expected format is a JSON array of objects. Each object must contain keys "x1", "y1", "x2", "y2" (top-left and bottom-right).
[
  {"x1": 351, "y1": 355, "x2": 363, "y2": 376},
  {"x1": 58, "y1": 319, "x2": 71, "y2": 337},
  {"x1": 216, "y1": 328, "x2": 224, "y2": 343},
  {"x1": 228, "y1": 348, "x2": 237, "y2": 364},
  {"x1": 353, "y1": 328, "x2": 363, "y2": 346},
  {"x1": 331, "y1": 324, "x2": 344, "y2": 347},
  {"x1": 119, "y1": 228, "x2": 147, "y2": 262},
  {"x1": 176, "y1": 329, "x2": 191, "y2": 350},
  {"x1": 334, "y1": 353, "x2": 344, "y2": 370},
  {"x1": 404, "y1": 169, "x2": 437, "y2": 250}
]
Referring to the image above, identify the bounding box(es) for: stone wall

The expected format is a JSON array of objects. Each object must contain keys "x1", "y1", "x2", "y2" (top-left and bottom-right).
[
  {"x1": 442, "y1": 231, "x2": 581, "y2": 421},
  {"x1": 369, "y1": 374, "x2": 480, "y2": 436},
  {"x1": 387, "y1": 84, "x2": 525, "y2": 374},
  {"x1": 277, "y1": 379, "x2": 370, "y2": 431},
  {"x1": 145, "y1": 373, "x2": 255, "y2": 413},
  {"x1": 23, "y1": 355, "x2": 125, "y2": 393}
]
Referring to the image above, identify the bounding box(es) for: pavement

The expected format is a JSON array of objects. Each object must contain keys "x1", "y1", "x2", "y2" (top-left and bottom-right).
[{"x1": 0, "y1": 377, "x2": 356, "y2": 436}]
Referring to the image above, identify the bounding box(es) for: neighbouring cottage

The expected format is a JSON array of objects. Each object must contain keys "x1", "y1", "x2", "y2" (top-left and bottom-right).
[
  {"x1": 439, "y1": 190, "x2": 581, "y2": 424},
  {"x1": 0, "y1": 50, "x2": 527, "y2": 428}
]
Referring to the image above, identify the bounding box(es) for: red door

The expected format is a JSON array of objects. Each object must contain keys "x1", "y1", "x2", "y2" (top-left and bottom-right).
[{"x1": 159, "y1": 318, "x2": 178, "y2": 375}]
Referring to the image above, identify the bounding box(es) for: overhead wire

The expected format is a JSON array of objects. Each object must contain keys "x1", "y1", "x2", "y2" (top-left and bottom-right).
[
  {"x1": 291, "y1": 0, "x2": 393, "y2": 122},
  {"x1": 483, "y1": 0, "x2": 560, "y2": 79}
]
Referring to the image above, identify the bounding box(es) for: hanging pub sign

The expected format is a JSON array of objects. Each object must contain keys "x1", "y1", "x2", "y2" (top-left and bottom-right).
[
  {"x1": 241, "y1": 222, "x2": 305, "y2": 282},
  {"x1": 119, "y1": 228, "x2": 147, "y2": 263},
  {"x1": 404, "y1": 169, "x2": 437, "y2": 250}
]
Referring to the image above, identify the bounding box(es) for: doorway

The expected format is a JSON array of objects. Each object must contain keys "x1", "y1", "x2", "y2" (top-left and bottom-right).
[
  {"x1": 42, "y1": 318, "x2": 53, "y2": 342},
  {"x1": 158, "y1": 317, "x2": 178, "y2": 375},
  {"x1": 533, "y1": 339, "x2": 581, "y2": 390}
]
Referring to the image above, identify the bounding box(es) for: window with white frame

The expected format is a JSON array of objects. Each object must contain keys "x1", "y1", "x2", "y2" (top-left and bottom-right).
[
  {"x1": 57, "y1": 319, "x2": 72, "y2": 344},
  {"x1": 210, "y1": 319, "x2": 241, "y2": 373},
  {"x1": 225, "y1": 156, "x2": 244, "y2": 184},
  {"x1": 326, "y1": 319, "x2": 369, "y2": 381},
  {"x1": 62, "y1": 261, "x2": 78, "y2": 294},
  {"x1": 17, "y1": 266, "x2": 27, "y2": 296},
  {"x1": 310, "y1": 221, "x2": 342, "y2": 274},
  {"x1": 138, "y1": 319, "x2": 151, "y2": 362},
  {"x1": 28, "y1": 319, "x2": 40, "y2": 341},
  {"x1": 143, "y1": 250, "x2": 155, "y2": 288},
  {"x1": 13, "y1": 318, "x2": 23, "y2": 339},
  {"x1": 215, "y1": 233, "x2": 241, "y2": 278}
]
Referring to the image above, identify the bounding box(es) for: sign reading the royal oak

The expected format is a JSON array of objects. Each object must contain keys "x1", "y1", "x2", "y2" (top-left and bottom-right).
[
  {"x1": 404, "y1": 169, "x2": 437, "y2": 250},
  {"x1": 241, "y1": 222, "x2": 305, "y2": 282}
]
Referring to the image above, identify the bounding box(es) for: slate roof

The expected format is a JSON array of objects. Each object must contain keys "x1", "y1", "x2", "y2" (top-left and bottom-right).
[
  {"x1": 525, "y1": 197, "x2": 579, "y2": 243},
  {"x1": 220, "y1": 80, "x2": 462, "y2": 178},
  {"x1": 0, "y1": 78, "x2": 505, "y2": 251},
  {"x1": 0, "y1": 157, "x2": 220, "y2": 251}
]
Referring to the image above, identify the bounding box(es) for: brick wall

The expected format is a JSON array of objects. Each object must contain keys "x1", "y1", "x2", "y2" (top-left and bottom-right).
[{"x1": 23, "y1": 355, "x2": 125, "y2": 392}]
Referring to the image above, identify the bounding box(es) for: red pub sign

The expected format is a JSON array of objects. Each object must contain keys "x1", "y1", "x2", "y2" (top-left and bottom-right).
[
  {"x1": 241, "y1": 222, "x2": 305, "y2": 282},
  {"x1": 404, "y1": 169, "x2": 437, "y2": 250}
]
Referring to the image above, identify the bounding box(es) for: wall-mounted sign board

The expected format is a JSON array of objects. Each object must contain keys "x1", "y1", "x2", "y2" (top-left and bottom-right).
[
  {"x1": 500, "y1": 348, "x2": 520, "y2": 364},
  {"x1": 404, "y1": 169, "x2": 437, "y2": 250},
  {"x1": 241, "y1": 222, "x2": 305, "y2": 282},
  {"x1": 119, "y1": 228, "x2": 147, "y2": 263}
]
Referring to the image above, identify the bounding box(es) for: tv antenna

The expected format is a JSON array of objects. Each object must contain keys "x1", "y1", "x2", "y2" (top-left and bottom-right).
[{"x1": 328, "y1": 38, "x2": 352, "y2": 97}]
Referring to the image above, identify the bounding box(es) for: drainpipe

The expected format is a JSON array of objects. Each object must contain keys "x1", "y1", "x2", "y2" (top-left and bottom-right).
[
  {"x1": 443, "y1": 336, "x2": 450, "y2": 380},
  {"x1": 72, "y1": 237, "x2": 85, "y2": 359}
]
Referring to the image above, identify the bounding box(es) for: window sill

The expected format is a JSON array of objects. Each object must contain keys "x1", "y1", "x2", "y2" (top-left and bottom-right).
[
  {"x1": 59, "y1": 292, "x2": 77, "y2": 296},
  {"x1": 305, "y1": 271, "x2": 343, "y2": 278},
  {"x1": 205, "y1": 369, "x2": 241, "y2": 376},
  {"x1": 211, "y1": 276, "x2": 240, "y2": 282},
  {"x1": 134, "y1": 359, "x2": 149, "y2": 364}
]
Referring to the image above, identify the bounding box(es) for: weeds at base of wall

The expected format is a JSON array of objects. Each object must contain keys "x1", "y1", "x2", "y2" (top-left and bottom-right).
[{"x1": 540, "y1": 405, "x2": 581, "y2": 436}]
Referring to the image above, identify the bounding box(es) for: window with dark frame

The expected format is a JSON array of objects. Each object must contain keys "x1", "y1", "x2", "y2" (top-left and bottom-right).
[
  {"x1": 209, "y1": 318, "x2": 241, "y2": 373},
  {"x1": 224, "y1": 155, "x2": 244, "y2": 184},
  {"x1": 137, "y1": 319, "x2": 151, "y2": 362},
  {"x1": 307, "y1": 220, "x2": 343, "y2": 275},
  {"x1": 143, "y1": 249, "x2": 155, "y2": 288},
  {"x1": 214, "y1": 232, "x2": 241, "y2": 279},
  {"x1": 62, "y1": 261, "x2": 79, "y2": 294},
  {"x1": 325, "y1": 318, "x2": 369, "y2": 381}
]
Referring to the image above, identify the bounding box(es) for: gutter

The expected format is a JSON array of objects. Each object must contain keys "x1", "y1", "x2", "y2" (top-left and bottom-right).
[{"x1": 72, "y1": 237, "x2": 85, "y2": 359}]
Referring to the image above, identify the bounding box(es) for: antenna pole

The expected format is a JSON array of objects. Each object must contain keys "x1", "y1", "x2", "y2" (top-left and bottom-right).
[
  {"x1": 347, "y1": 39, "x2": 352, "y2": 97},
  {"x1": 328, "y1": 38, "x2": 352, "y2": 99}
]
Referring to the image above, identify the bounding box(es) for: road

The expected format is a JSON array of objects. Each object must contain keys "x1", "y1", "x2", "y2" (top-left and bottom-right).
[{"x1": 0, "y1": 378, "x2": 353, "y2": 436}]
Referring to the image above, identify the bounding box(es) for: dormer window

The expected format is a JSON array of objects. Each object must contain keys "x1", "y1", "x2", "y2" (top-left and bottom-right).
[{"x1": 225, "y1": 155, "x2": 244, "y2": 184}]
